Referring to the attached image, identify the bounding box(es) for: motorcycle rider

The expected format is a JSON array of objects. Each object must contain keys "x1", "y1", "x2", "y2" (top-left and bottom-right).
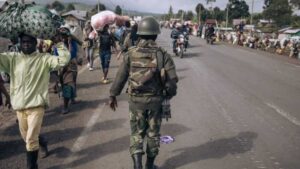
[
  {"x1": 182, "y1": 24, "x2": 189, "y2": 51},
  {"x1": 170, "y1": 23, "x2": 181, "y2": 53},
  {"x1": 206, "y1": 24, "x2": 215, "y2": 39}
]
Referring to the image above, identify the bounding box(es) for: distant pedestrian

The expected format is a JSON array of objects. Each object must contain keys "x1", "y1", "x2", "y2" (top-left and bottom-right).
[
  {"x1": 58, "y1": 27, "x2": 79, "y2": 114},
  {"x1": 83, "y1": 21, "x2": 95, "y2": 71}
]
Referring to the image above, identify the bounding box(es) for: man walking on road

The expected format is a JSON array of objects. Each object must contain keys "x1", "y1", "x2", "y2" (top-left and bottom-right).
[
  {"x1": 0, "y1": 31, "x2": 70, "y2": 169},
  {"x1": 109, "y1": 16, "x2": 178, "y2": 169},
  {"x1": 98, "y1": 24, "x2": 115, "y2": 84}
]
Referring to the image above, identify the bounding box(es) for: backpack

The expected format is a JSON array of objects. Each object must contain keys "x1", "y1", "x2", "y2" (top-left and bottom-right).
[
  {"x1": 120, "y1": 28, "x2": 131, "y2": 45},
  {"x1": 128, "y1": 47, "x2": 165, "y2": 96}
]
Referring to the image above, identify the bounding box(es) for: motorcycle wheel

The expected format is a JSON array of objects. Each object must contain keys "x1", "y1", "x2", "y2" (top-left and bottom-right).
[{"x1": 180, "y1": 46, "x2": 184, "y2": 58}]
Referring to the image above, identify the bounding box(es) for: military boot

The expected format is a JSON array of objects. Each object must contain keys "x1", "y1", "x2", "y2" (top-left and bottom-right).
[
  {"x1": 132, "y1": 153, "x2": 143, "y2": 169},
  {"x1": 26, "y1": 150, "x2": 38, "y2": 169},
  {"x1": 145, "y1": 156, "x2": 157, "y2": 169},
  {"x1": 39, "y1": 136, "x2": 49, "y2": 158}
]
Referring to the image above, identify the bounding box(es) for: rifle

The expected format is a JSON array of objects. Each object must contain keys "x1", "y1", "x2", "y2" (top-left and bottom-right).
[{"x1": 156, "y1": 49, "x2": 171, "y2": 121}]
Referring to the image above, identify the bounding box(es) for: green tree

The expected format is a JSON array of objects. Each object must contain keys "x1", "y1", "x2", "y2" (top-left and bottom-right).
[
  {"x1": 115, "y1": 5, "x2": 122, "y2": 15},
  {"x1": 195, "y1": 3, "x2": 205, "y2": 22},
  {"x1": 263, "y1": 0, "x2": 292, "y2": 27},
  {"x1": 184, "y1": 11, "x2": 194, "y2": 21},
  {"x1": 213, "y1": 7, "x2": 225, "y2": 21},
  {"x1": 66, "y1": 3, "x2": 75, "y2": 12},
  {"x1": 291, "y1": 15, "x2": 300, "y2": 27},
  {"x1": 291, "y1": 0, "x2": 300, "y2": 9},
  {"x1": 252, "y1": 13, "x2": 263, "y2": 24},
  {"x1": 226, "y1": 0, "x2": 250, "y2": 20},
  {"x1": 176, "y1": 10, "x2": 185, "y2": 19},
  {"x1": 97, "y1": 3, "x2": 106, "y2": 11},
  {"x1": 168, "y1": 5, "x2": 174, "y2": 19},
  {"x1": 88, "y1": 3, "x2": 106, "y2": 18},
  {"x1": 52, "y1": 1, "x2": 65, "y2": 12},
  {"x1": 45, "y1": 4, "x2": 51, "y2": 9}
]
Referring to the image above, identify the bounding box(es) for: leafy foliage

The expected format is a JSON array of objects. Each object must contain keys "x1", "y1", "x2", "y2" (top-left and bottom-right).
[
  {"x1": 226, "y1": 0, "x2": 250, "y2": 21},
  {"x1": 115, "y1": 5, "x2": 122, "y2": 15},
  {"x1": 52, "y1": 1, "x2": 65, "y2": 12},
  {"x1": 263, "y1": 0, "x2": 292, "y2": 27}
]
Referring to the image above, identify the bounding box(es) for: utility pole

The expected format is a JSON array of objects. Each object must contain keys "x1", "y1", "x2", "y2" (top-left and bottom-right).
[
  {"x1": 226, "y1": 5, "x2": 229, "y2": 28},
  {"x1": 199, "y1": 7, "x2": 202, "y2": 25},
  {"x1": 97, "y1": 0, "x2": 100, "y2": 12},
  {"x1": 250, "y1": 0, "x2": 254, "y2": 25}
]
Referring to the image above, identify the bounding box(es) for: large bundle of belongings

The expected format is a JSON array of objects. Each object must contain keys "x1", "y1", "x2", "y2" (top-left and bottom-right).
[
  {"x1": 90, "y1": 10, "x2": 130, "y2": 40},
  {"x1": 91, "y1": 10, "x2": 117, "y2": 31},
  {"x1": 0, "y1": 2, "x2": 63, "y2": 40}
]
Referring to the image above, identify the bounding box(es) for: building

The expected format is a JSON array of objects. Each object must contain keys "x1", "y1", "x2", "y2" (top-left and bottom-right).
[
  {"x1": 61, "y1": 10, "x2": 87, "y2": 28},
  {"x1": 278, "y1": 28, "x2": 300, "y2": 40},
  {"x1": 233, "y1": 19, "x2": 246, "y2": 26},
  {"x1": 284, "y1": 29, "x2": 300, "y2": 37},
  {"x1": 205, "y1": 19, "x2": 217, "y2": 25}
]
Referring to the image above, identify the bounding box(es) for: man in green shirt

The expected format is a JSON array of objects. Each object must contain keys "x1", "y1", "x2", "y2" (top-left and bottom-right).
[{"x1": 0, "y1": 31, "x2": 70, "y2": 169}]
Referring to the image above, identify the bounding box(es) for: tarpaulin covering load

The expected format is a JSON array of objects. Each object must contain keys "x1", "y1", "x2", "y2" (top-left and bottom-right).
[{"x1": 0, "y1": 2, "x2": 63, "y2": 39}]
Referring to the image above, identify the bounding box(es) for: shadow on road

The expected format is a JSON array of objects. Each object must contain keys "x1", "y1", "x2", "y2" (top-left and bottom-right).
[
  {"x1": 77, "y1": 82, "x2": 100, "y2": 89},
  {"x1": 0, "y1": 139, "x2": 25, "y2": 160},
  {"x1": 188, "y1": 44, "x2": 202, "y2": 48},
  {"x1": 0, "y1": 118, "x2": 127, "y2": 161},
  {"x1": 43, "y1": 98, "x2": 109, "y2": 127},
  {"x1": 160, "y1": 131, "x2": 258, "y2": 169},
  {"x1": 47, "y1": 123, "x2": 190, "y2": 169},
  {"x1": 47, "y1": 135, "x2": 130, "y2": 169},
  {"x1": 161, "y1": 123, "x2": 191, "y2": 137},
  {"x1": 176, "y1": 68, "x2": 189, "y2": 72},
  {"x1": 183, "y1": 52, "x2": 202, "y2": 58}
]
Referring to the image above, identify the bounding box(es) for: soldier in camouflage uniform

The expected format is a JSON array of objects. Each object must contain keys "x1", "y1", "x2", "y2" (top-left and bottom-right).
[{"x1": 109, "y1": 16, "x2": 178, "y2": 169}]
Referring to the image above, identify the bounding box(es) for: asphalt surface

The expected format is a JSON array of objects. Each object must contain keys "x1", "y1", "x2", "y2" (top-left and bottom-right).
[{"x1": 1, "y1": 29, "x2": 300, "y2": 169}]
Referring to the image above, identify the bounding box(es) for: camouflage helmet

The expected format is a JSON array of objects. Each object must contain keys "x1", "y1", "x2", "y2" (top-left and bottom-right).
[{"x1": 137, "y1": 16, "x2": 161, "y2": 35}]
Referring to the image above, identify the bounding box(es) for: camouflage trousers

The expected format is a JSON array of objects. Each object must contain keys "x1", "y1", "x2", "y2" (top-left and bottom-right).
[{"x1": 129, "y1": 107, "x2": 162, "y2": 157}]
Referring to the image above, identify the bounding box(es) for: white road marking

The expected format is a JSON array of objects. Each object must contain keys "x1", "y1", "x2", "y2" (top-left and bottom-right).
[
  {"x1": 266, "y1": 102, "x2": 300, "y2": 126},
  {"x1": 62, "y1": 103, "x2": 106, "y2": 166},
  {"x1": 71, "y1": 103, "x2": 106, "y2": 152}
]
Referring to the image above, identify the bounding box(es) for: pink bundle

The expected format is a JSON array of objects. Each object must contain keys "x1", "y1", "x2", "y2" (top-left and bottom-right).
[
  {"x1": 115, "y1": 15, "x2": 130, "y2": 27},
  {"x1": 91, "y1": 10, "x2": 117, "y2": 31},
  {"x1": 88, "y1": 30, "x2": 97, "y2": 39}
]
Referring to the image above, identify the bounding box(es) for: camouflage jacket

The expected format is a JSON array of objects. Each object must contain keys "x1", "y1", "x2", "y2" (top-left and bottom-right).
[{"x1": 110, "y1": 39, "x2": 178, "y2": 104}]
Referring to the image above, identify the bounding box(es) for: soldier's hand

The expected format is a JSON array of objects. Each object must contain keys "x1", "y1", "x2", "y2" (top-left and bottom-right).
[{"x1": 109, "y1": 96, "x2": 118, "y2": 111}]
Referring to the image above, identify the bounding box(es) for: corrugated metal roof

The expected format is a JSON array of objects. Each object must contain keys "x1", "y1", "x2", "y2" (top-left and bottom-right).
[
  {"x1": 284, "y1": 29, "x2": 300, "y2": 34},
  {"x1": 62, "y1": 10, "x2": 87, "y2": 19}
]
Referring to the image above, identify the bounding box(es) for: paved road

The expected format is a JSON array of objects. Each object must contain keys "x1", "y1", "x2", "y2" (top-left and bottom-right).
[{"x1": 1, "y1": 29, "x2": 300, "y2": 169}]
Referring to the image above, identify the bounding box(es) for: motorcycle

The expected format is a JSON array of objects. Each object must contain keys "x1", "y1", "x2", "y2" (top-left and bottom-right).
[
  {"x1": 183, "y1": 32, "x2": 189, "y2": 51},
  {"x1": 175, "y1": 34, "x2": 185, "y2": 58},
  {"x1": 206, "y1": 34, "x2": 216, "y2": 45}
]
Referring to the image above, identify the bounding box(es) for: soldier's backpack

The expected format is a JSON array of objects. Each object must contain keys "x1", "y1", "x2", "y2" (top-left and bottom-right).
[{"x1": 128, "y1": 47, "x2": 165, "y2": 96}]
